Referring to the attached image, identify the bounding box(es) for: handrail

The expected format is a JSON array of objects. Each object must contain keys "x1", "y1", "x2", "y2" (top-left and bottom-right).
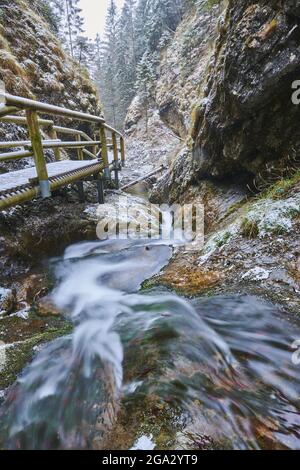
[
  {"x1": 0, "y1": 150, "x2": 34, "y2": 162},
  {"x1": 52, "y1": 126, "x2": 93, "y2": 142},
  {"x1": 27, "y1": 140, "x2": 102, "y2": 149},
  {"x1": 0, "y1": 139, "x2": 61, "y2": 149},
  {"x1": 0, "y1": 115, "x2": 54, "y2": 126},
  {"x1": 0, "y1": 106, "x2": 20, "y2": 118},
  {"x1": 2, "y1": 93, "x2": 105, "y2": 125},
  {"x1": 0, "y1": 92, "x2": 126, "y2": 202}
]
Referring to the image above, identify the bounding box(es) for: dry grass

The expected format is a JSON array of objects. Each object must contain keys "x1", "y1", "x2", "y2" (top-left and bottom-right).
[
  {"x1": 0, "y1": 0, "x2": 102, "y2": 122},
  {"x1": 49, "y1": 42, "x2": 65, "y2": 60},
  {"x1": 0, "y1": 50, "x2": 25, "y2": 76},
  {"x1": 240, "y1": 218, "x2": 259, "y2": 239},
  {"x1": 0, "y1": 34, "x2": 10, "y2": 51}
]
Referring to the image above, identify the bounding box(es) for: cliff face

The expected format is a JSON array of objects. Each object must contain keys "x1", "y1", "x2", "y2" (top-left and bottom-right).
[
  {"x1": 124, "y1": 2, "x2": 221, "y2": 172},
  {"x1": 154, "y1": 2, "x2": 220, "y2": 139},
  {"x1": 0, "y1": 0, "x2": 100, "y2": 113},
  {"x1": 128, "y1": 0, "x2": 300, "y2": 202},
  {"x1": 193, "y1": 0, "x2": 300, "y2": 184},
  {"x1": 0, "y1": 0, "x2": 101, "y2": 171}
]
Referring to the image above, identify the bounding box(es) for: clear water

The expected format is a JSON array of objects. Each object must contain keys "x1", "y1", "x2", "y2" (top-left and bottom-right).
[{"x1": 0, "y1": 238, "x2": 300, "y2": 450}]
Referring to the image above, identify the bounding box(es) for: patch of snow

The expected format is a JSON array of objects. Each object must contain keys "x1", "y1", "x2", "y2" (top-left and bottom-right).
[
  {"x1": 0, "y1": 287, "x2": 11, "y2": 299},
  {"x1": 198, "y1": 249, "x2": 214, "y2": 265},
  {"x1": 0, "y1": 287, "x2": 12, "y2": 315},
  {"x1": 198, "y1": 222, "x2": 241, "y2": 265},
  {"x1": 0, "y1": 340, "x2": 6, "y2": 372},
  {"x1": 246, "y1": 196, "x2": 300, "y2": 237},
  {"x1": 84, "y1": 193, "x2": 160, "y2": 239},
  {"x1": 14, "y1": 307, "x2": 30, "y2": 320},
  {"x1": 131, "y1": 434, "x2": 155, "y2": 451},
  {"x1": 242, "y1": 267, "x2": 271, "y2": 281},
  {"x1": 198, "y1": 194, "x2": 300, "y2": 264}
]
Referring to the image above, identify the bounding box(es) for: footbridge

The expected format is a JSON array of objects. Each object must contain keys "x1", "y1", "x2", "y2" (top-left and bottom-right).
[{"x1": 0, "y1": 93, "x2": 125, "y2": 211}]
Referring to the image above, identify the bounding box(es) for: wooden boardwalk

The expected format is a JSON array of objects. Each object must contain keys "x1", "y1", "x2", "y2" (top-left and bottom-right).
[
  {"x1": 0, "y1": 160, "x2": 102, "y2": 193},
  {"x1": 0, "y1": 93, "x2": 125, "y2": 211}
]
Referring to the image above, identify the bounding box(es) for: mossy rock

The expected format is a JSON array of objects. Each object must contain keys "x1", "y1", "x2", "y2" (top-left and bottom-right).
[{"x1": 0, "y1": 313, "x2": 72, "y2": 390}]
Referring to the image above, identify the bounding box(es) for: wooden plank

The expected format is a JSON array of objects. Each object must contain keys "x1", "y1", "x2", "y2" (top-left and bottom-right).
[
  {"x1": 76, "y1": 134, "x2": 84, "y2": 160},
  {"x1": 0, "y1": 150, "x2": 34, "y2": 162},
  {"x1": 5, "y1": 93, "x2": 105, "y2": 124},
  {"x1": 0, "y1": 106, "x2": 20, "y2": 118},
  {"x1": 48, "y1": 128, "x2": 61, "y2": 161},
  {"x1": 100, "y1": 126, "x2": 109, "y2": 177},
  {"x1": 0, "y1": 160, "x2": 101, "y2": 194},
  {"x1": 112, "y1": 132, "x2": 118, "y2": 163},
  {"x1": 112, "y1": 131, "x2": 119, "y2": 189},
  {"x1": 0, "y1": 116, "x2": 54, "y2": 126},
  {"x1": 26, "y1": 110, "x2": 50, "y2": 198},
  {"x1": 0, "y1": 161, "x2": 104, "y2": 211},
  {"x1": 120, "y1": 136, "x2": 125, "y2": 167},
  {"x1": 121, "y1": 165, "x2": 165, "y2": 191}
]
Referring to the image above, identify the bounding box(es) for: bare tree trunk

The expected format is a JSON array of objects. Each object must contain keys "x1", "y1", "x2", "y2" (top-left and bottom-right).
[{"x1": 65, "y1": 0, "x2": 74, "y2": 58}]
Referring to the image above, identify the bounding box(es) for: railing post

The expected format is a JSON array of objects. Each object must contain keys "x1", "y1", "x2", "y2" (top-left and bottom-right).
[
  {"x1": 48, "y1": 127, "x2": 61, "y2": 161},
  {"x1": 120, "y1": 136, "x2": 125, "y2": 167},
  {"x1": 96, "y1": 174, "x2": 105, "y2": 204},
  {"x1": 93, "y1": 132, "x2": 98, "y2": 157},
  {"x1": 26, "y1": 110, "x2": 51, "y2": 198},
  {"x1": 76, "y1": 134, "x2": 84, "y2": 160},
  {"x1": 112, "y1": 131, "x2": 119, "y2": 189},
  {"x1": 100, "y1": 126, "x2": 110, "y2": 179}
]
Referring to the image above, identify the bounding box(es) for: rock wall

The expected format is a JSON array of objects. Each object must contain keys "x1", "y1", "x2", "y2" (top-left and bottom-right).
[
  {"x1": 124, "y1": 1, "x2": 221, "y2": 170},
  {"x1": 0, "y1": 0, "x2": 100, "y2": 113},
  {"x1": 144, "y1": 0, "x2": 300, "y2": 202},
  {"x1": 193, "y1": 0, "x2": 300, "y2": 184},
  {"x1": 0, "y1": 0, "x2": 102, "y2": 172}
]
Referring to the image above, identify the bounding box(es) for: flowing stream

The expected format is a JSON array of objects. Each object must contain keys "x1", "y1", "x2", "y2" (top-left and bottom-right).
[{"x1": 0, "y1": 237, "x2": 300, "y2": 450}]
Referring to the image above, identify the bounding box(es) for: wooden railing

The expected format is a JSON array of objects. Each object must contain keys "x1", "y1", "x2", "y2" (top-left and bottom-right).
[{"x1": 0, "y1": 93, "x2": 125, "y2": 200}]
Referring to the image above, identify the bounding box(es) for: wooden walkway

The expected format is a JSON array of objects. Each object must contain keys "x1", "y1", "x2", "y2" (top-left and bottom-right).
[
  {"x1": 0, "y1": 93, "x2": 125, "y2": 211},
  {"x1": 0, "y1": 160, "x2": 102, "y2": 193}
]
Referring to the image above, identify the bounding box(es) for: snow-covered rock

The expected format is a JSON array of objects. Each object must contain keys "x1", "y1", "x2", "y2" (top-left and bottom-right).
[
  {"x1": 242, "y1": 267, "x2": 271, "y2": 282},
  {"x1": 0, "y1": 287, "x2": 14, "y2": 316}
]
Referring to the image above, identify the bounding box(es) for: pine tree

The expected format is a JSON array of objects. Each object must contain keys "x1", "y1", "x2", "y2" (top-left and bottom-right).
[
  {"x1": 115, "y1": 0, "x2": 137, "y2": 125},
  {"x1": 146, "y1": 0, "x2": 182, "y2": 51},
  {"x1": 91, "y1": 34, "x2": 104, "y2": 83},
  {"x1": 74, "y1": 36, "x2": 94, "y2": 67},
  {"x1": 135, "y1": 49, "x2": 157, "y2": 135},
  {"x1": 91, "y1": 0, "x2": 189, "y2": 128},
  {"x1": 134, "y1": 0, "x2": 151, "y2": 61},
  {"x1": 64, "y1": 0, "x2": 84, "y2": 58},
  {"x1": 101, "y1": 0, "x2": 118, "y2": 127},
  {"x1": 37, "y1": 0, "x2": 64, "y2": 33}
]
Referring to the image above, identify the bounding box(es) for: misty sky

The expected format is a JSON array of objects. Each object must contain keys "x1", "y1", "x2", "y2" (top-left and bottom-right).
[{"x1": 79, "y1": 0, "x2": 125, "y2": 39}]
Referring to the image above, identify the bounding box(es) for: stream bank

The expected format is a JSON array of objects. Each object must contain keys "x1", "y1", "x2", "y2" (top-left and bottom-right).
[{"x1": 147, "y1": 172, "x2": 300, "y2": 315}]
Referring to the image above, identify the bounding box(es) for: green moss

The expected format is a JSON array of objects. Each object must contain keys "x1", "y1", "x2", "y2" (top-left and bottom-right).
[
  {"x1": 200, "y1": 0, "x2": 221, "y2": 12},
  {"x1": 222, "y1": 199, "x2": 248, "y2": 220},
  {"x1": 215, "y1": 231, "x2": 231, "y2": 247},
  {"x1": 141, "y1": 278, "x2": 159, "y2": 291},
  {"x1": 259, "y1": 170, "x2": 300, "y2": 201},
  {"x1": 0, "y1": 318, "x2": 72, "y2": 390}
]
